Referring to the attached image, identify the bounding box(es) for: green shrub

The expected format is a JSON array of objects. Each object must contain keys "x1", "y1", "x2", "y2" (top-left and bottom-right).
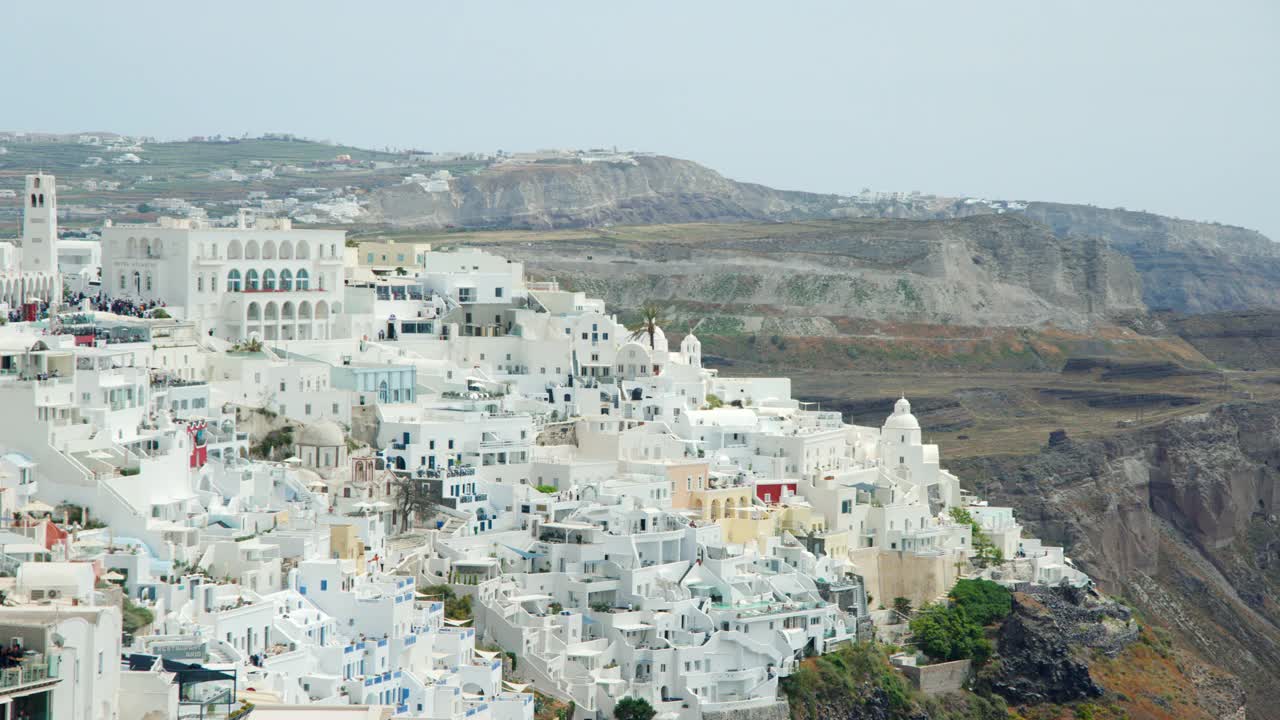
[
  {"x1": 613, "y1": 697, "x2": 655, "y2": 720},
  {"x1": 948, "y1": 579, "x2": 1012, "y2": 626},
  {"x1": 910, "y1": 603, "x2": 992, "y2": 664}
]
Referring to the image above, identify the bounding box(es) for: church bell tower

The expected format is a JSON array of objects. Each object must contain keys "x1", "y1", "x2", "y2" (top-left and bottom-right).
[{"x1": 22, "y1": 173, "x2": 58, "y2": 273}]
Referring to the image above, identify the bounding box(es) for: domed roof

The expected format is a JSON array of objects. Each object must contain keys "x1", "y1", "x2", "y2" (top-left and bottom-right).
[
  {"x1": 883, "y1": 397, "x2": 920, "y2": 431},
  {"x1": 682, "y1": 333, "x2": 700, "y2": 348},
  {"x1": 297, "y1": 420, "x2": 345, "y2": 447},
  {"x1": 651, "y1": 325, "x2": 669, "y2": 352}
]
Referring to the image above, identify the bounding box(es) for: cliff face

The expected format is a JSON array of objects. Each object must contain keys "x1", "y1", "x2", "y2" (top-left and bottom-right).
[
  {"x1": 949, "y1": 403, "x2": 1280, "y2": 718},
  {"x1": 487, "y1": 214, "x2": 1143, "y2": 329},
  {"x1": 1020, "y1": 203, "x2": 1280, "y2": 314},
  {"x1": 363, "y1": 155, "x2": 1277, "y2": 317},
  {"x1": 364, "y1": 155, "x2": 845, "y2": 229}
]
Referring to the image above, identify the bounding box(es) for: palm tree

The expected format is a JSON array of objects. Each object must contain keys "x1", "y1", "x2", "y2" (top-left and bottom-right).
[{"x1": 630, "y1": 303, "x2": 665, "y2": 349}]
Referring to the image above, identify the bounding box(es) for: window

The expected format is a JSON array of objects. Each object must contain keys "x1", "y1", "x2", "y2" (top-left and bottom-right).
[
  {"x1": 305, "y1": 403, "x2": 312, "y2": 415},
  {"x1": 495, "y1": 287, "x2": 503, "y2": 298},
  {"x1": 227, "y1": 269, "x2": 242, "y2": 291},
  {"x1": 321, "y1": 579, "x2": 328, "y2": 591},
  {"x1": 197, "y1": 275, "x2": 204, "y2": 291}
]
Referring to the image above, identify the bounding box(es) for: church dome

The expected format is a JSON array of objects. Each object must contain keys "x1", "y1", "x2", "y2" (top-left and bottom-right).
[
  {"x1": 651, "y1": 326, "x2": 669, "y2": 353},
  {"x1": 883, "y1": 397, "x2": 920, "y2": 430},
  {"x1": 297, "y1": 420, "x2": 345, "y2": 447}
]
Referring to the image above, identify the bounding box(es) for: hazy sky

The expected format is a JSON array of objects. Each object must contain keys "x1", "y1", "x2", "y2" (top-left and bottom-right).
[{"x1": 9, "y1": 1, "x2": 1279, "y2": 237}]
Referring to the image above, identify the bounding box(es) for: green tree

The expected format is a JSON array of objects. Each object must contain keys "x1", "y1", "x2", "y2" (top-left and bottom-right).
[
  {"x1": 395, "y1": 266, "x2": 407, "y2": 276},
  {"x1": 614, "y1": 697, "x2": 656, "y2": 720},
  {"x1": 949, "y1": 507, "x2": 1004, "y2": 568},
  {"x1": 630, "y1": 303, "x2": 665, "y2": 350},
  {"x1": 948, "y1": 578, "x2": 1012, "y2": 626},
  {"x1": 892, "y1": 596, "x2": 913, "y2": 621},
  {"x1": 909, "y1": 603, "x2": 991, "y2": 663},
  {"x1": 704, "y1": 393, "x2": 723, "y2": 409}
]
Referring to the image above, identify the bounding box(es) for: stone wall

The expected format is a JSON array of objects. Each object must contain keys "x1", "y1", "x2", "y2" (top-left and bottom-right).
[
  {"x1": 703, "y1": 698, "x2": 789, "y2": 720},
  {"x1": 898, "y1": 659, "x2": 971, "y2": 695},
  {"x1": 536, "y1": 422, "x2": 577, "y2": 447},
  {"x1": 851, "y1": 547, "x2": 961, "y2": 609}
]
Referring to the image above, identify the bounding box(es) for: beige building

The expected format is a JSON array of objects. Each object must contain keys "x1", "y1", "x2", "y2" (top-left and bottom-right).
[{"x1": 356, "y1": 241, "x2": 432, "y2": 274}]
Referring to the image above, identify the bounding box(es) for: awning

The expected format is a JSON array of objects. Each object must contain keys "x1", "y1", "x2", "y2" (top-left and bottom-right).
[{"x1": 503, "y1": 545, "x2": 545, "y2": 560}]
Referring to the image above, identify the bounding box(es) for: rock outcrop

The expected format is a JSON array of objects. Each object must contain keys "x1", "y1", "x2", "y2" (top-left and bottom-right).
[
  {"x1": 950, "y1": 402, "x2": 1280, "y2": 717},
  {"x1": 983, "y1": 586, "x2": 1136, "y2": 705}
]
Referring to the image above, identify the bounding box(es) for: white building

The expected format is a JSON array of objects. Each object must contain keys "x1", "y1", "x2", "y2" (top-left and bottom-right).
[{"x1": 100, "y1": 215, "x2": 346, "y2": 341}]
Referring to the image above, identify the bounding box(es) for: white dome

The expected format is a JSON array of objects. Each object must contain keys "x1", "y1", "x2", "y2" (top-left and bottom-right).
[
  {"x1": 297, "y1": 420, "x2": 345, "y2": 447},
  {"x1": 884, "y1": 397, "x2": 920, "y2": 431},
  {"x1": 651, "y1": 326, "x2": 669, "y2": 352}
]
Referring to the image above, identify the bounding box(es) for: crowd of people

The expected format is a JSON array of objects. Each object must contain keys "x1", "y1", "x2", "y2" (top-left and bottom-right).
[{"x1": 78, "y1": 292, "x2": 167, "y2": 318}]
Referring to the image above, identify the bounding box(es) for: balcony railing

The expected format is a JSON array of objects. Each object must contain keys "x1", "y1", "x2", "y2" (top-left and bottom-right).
[{"x1": 0, "y1": 654, "x2": 58, "y2": 691}]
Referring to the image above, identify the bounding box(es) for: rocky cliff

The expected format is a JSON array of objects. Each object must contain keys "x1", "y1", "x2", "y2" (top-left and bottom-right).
[
  {"x1": 364, "y1": 155, "x2": 846, "y2": 229},
  {"x1": 1020, "y1": 203, "x2": 1280, "y2": 314},
  {"x1": 949, "y1": 402, "x2": 1280, "y2": 718},
  {"x1": 361, "y1": 154, "x2": 1280, "y2": 317},
  {"x1": 479, "y1": 214, "x2": 1144, "y2": 329}
]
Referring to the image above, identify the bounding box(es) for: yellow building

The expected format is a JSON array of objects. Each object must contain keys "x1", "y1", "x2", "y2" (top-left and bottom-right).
[
  {"x1": 357, "y1": 241, "x2": 433, "y2": 273},
  {"x1": 666, "y1": 461, "x2": 710, "y2": 511},
  {"x1": 329, "y1": 524, "x2": 366, "y2": 570},
  {"x1": 687, "y1": 485, "x2": 754, "y2": 522}
]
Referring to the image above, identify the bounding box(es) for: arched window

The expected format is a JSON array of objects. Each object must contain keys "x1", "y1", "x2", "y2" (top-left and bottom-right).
[
  {"x1": 246, "y1": 269, "x2": 260, "y2": 291},
  {"x1": 279, "y1": 240, "x2": 293, "y2": 260},
  {"x1": 227, "y1": 239, "x2": 243, "y2": 259},
  {"x1": 132, "y1": 271, "x2": 141, "y2": 294},
  {"x1": 245, "y1": 240, "x2": 260, "y2": 260},
  {"x1": 296, "y1": 269, "x2": 309, "y2": 290},
  {"x1": 279, "y1": 269, "x2": 293, "y2": 291},
  {"x1": 30, "y1": 194, "x2": 37, "y2": 207},
  {"x1": 262, "y1": 240, "x2": 277, "y2": 260},
  {"x1": 263, "y1": 269, "x2": 277, "y2": 291},
  {"x1": 227, "y1": 269, "x2": 242, "y2": 292},
  {"x1": 37, "y1": 194, "x2": 44, "y2": 207},
  {"x1": 296, "y1": 242, "x2": 310, "y2": 260}
]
